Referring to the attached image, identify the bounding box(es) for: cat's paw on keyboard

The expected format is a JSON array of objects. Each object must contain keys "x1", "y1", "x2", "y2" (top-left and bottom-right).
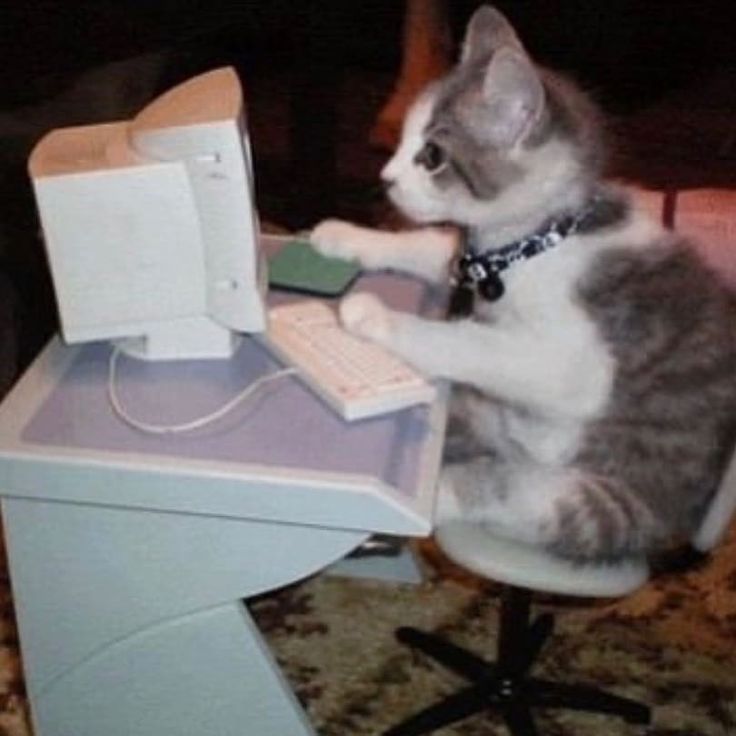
[
  {"x1": 339, "y1": 293, "x2": 394, "y2": 343},
  {"x1": 266, "y1": 299, "x2": 434, "y2": 421}
]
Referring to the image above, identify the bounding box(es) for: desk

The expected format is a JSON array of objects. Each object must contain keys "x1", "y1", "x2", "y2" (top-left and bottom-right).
[{"x1": 0, "y1": 271, "x2": 446, "y2": 736}]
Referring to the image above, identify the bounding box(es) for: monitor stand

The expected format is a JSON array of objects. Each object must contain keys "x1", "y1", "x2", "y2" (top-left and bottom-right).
[{"x1": 116, "y1": 316, "x2": 242, "y2": 361}]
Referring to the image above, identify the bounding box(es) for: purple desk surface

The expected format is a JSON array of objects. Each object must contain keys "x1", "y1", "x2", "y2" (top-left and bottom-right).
[{"x1": 21, "y1": 272, "x2": 446, "y2": 502}]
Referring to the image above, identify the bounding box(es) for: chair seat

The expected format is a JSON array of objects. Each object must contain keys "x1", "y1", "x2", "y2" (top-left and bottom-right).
[{"x1": 435, "y1": 522, "x2": 649, "y2": 598}]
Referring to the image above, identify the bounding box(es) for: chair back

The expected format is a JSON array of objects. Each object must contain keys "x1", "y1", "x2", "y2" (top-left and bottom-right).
[{"x1": 692, "y1": 444, "x2": 736, "y2": 552}]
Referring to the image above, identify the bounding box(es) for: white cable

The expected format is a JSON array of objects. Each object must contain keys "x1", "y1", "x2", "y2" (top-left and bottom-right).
[{"x1": 107, "y1": 346, "x2": 297, "y2": 435}]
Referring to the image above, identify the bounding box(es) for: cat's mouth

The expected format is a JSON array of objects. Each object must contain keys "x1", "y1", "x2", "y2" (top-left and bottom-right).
[{"x1": 385, "y1": 184, "x2": 447, "y2": 225}]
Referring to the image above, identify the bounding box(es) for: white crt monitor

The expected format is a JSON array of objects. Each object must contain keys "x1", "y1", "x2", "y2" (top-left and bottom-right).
[{"x1": 28, "y1": 67, "x2": 267, "y2": 361}]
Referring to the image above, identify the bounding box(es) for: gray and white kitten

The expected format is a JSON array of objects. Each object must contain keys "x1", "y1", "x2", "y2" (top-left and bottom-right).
[{"x1": 310, "y1": 6, "x2": 736, "y2": 563}]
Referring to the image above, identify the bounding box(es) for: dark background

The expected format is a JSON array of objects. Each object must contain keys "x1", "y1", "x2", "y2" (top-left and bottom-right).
[{"x1": 1, "y1": 1, "x2": 735, "y2": 389}]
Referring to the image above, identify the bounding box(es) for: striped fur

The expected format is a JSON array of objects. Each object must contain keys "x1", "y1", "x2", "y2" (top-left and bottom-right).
[{"x1": 567, "y1": 240, "x2": 736, "y2": 560}]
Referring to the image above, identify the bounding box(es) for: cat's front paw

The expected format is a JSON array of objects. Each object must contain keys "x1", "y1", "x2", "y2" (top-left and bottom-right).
[
  {"x1": 310, "y1": 219, "x2": 362, "y2": 263},
  {"x1": 338, "y1": 293, "x2": 394, "y2": 344}
]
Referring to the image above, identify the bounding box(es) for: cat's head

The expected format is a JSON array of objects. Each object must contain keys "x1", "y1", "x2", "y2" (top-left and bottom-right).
[{"x1": 382, "y1": 6, "x2": 606, "y2": 235}]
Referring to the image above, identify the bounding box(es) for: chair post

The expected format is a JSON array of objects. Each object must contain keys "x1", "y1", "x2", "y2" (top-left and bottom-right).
[{"x1": 496, "y1": 586, "x2": 533, "y2": 672}]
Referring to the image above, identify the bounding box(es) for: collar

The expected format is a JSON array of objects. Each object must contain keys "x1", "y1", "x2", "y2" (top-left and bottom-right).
[{"x1": 452, "y1": 198, "x2": 598, "y2": 306}]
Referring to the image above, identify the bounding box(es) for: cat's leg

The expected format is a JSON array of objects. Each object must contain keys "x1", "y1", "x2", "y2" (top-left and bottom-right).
[
  {"x1": 310, "y1": 219, "x2": 458, "y2": 283},
  {"x1": 442, "y1": 389, "x2": 502, "y2": 463},
  {"x1": 436, "y1": 459, "x2": 658, "y2": 560},
  {"x1": 338, "y1": 295, "x2": 612, "y2": 418},
  {"x1": 435, "y1": 458, "x2": 569, "y2": 548}
]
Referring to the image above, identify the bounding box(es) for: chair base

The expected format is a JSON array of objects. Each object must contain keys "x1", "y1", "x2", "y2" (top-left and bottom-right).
[{"x1": 385, "y1": 586, "x2": 651, "y2": 736}]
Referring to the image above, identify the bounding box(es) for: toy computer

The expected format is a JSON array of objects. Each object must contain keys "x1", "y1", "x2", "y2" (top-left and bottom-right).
[{"x1": 29, "y1": 67, "x2": 266, "y2": 361}]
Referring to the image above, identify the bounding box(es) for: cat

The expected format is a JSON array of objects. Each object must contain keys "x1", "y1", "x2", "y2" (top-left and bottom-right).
[{"x1": 309, "y1": 5, "x2": 736, "y2": 564}]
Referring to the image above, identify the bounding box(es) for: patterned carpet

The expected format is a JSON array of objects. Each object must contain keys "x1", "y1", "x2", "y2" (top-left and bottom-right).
[{"x1": 0, "y1": 525, "x2": 734, "y2": 736}]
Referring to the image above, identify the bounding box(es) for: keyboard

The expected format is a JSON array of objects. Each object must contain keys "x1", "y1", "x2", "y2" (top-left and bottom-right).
[{"x1": 266, "y1": 299, "x2": 436, "y2": 421}]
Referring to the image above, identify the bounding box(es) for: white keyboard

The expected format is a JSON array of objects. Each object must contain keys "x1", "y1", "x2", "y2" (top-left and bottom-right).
[{"x1": 266, "y1": 299, "x2": 436, "y2": 421}]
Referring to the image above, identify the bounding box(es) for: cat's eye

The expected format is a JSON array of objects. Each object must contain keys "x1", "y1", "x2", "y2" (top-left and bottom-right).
[{"x1": 415, "y1": 141, "x2": 447, "y2": 173}]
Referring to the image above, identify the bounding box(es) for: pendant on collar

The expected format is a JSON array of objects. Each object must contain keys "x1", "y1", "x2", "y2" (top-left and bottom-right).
[{"x1": 452, "y1": 201, "x2": 595, "y2": 308}]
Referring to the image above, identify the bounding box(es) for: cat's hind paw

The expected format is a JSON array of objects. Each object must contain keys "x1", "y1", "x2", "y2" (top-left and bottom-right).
[
  {"x1": 338, "y1": 292, "x2": 394, "y2": 344},
  {"x1": 310, "y1": 219, "x2": 362, "y2": 263},
  {"x1": 434, "y1": 471, "x2": 464, "y2": 525}
]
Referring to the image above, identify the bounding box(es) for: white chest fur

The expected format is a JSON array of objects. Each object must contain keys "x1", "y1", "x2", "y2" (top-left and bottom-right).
[
  {"x1": 461, "y1": 209, "x2": 666, "y2": 466},
  {"x1": 463, "y1": 234, "x2": 617, "y2": 465}
]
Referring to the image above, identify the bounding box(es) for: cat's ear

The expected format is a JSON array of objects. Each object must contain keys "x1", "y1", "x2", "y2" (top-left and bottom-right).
[
  {"x1": 480, "y1": 47, "x2": 545, "y2": 147},
  {"x1": 461, "y1": 6, "x2": 523, "y2": 64}
]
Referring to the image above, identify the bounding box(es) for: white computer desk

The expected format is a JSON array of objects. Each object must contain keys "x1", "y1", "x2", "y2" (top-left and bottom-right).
[{"x1": 0, "y1": 269, "x2": 447, "y2": 736}]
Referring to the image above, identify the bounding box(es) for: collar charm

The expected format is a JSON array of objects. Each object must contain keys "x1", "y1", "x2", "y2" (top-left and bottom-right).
[{"x1": 450, "y1": 200, "x2": 597, "y2": 315}]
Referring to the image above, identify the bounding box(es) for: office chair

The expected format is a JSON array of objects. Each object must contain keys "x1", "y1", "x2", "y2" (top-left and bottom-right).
[{"x1": 385, "y1": 449, "x2": 736, "y2": 736}]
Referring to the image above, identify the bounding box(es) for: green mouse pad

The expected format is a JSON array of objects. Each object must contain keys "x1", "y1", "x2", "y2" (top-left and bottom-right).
[{"x1": 268, "y1": 239, "x2": 361, "y2": 297}]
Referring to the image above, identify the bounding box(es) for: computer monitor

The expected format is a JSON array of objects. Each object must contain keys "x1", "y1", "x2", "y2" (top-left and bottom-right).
[{"x1": 28, "y1": 67, "x2": 267, "y2": 361}]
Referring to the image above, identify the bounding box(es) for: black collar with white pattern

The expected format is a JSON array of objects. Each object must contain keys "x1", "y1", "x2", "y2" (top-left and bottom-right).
[{"x1": 449, "y1": 192, "x2": 626, "y2": 314}]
